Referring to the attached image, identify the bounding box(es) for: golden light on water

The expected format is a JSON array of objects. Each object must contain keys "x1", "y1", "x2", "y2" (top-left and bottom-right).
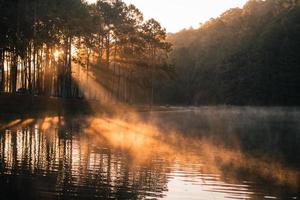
[
  {"x1": 40, "y1": 116, "x2": 61, "y2": 131},
  {"x1": 0, "y1": 114, "x2": 299, "y2": 199},
  {"x1": 0, "y1": 0, "x2": 298, "y2": 198}
]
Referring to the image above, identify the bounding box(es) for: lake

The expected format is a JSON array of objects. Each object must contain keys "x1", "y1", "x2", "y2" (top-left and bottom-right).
[{"x1": 0, "y1": 107, "x2": 299, "y2": 200}]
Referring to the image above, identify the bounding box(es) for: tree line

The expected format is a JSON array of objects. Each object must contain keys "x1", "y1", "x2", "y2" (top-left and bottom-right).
[
  {"x1": 156, "y1": 0, "x2": 300, "y2": 106},
  {"x1": 0, "y1": 0, "x2": 172, "y2": 104}
]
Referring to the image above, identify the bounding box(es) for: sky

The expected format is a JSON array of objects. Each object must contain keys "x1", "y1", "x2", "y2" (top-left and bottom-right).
[{"x1": 88, "y1": 0, "x2": 249, "y2": 33}]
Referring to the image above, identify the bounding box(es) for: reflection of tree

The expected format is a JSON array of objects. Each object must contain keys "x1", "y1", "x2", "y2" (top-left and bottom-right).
[
  {"x1": 0, "y1": 124, "x2": 169, "y2": 200},
  {"x1": 0, "y1": 111, "x2": 299, "y2": 200}
]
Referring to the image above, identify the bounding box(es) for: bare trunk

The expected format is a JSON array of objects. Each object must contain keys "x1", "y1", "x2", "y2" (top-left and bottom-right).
[
  {"x1": 112, "y1": 45, "x2": 117, "y2": 102},
  {"x1": 86, "y1": 48, "x2": 91, "y2": 99},
  {"x1": 11, "y1": 51, "x2": 18, "y2": 93},
  {"x1": 0, "y1": 50, "x2": 4, "y2": 92},
  {"x1": 117, "y1": 65, "x2": 121, "y2": 101},
  {"x1": 6, "y1": 52, "x2": 10, "y2": 92},
  {"x1": 44, "y1": 46, "x2": 51, "y2": 95},
  {"x1": 28, "y1": 44, "x2": 32, "y2": 93},
  {"x1": 106, "y1": 33, "x2": 110, "y2": 69},
  {"x1": 33, "y1": 46, "x2": 37, "y2": 94},
  {"x1": 67, "y1": 36, "x2": 72, "y2": 98}
]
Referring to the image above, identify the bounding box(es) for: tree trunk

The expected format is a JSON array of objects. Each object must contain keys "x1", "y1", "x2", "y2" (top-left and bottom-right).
[
  {"x1": 33, "y1": 46, "x2": 37, "y2": 94},
  {"x1": 117, "y1": 65, "x2": 121, "y2": 101},
  {"x1": 44, "y1": 46, "x2": 51, "y2": 95},
  {"x1": 106, "y1": 33, "x2": 110, "y2": 69},
  {"x1": 0, "y1": 50, "x2": 4, "y2": 92},
  {"x1": 28, "y1": 44, "x2": 32, "y2": 93},
  {"x1": 6, "y1": 52, "x2": 10, "y2": 92},
  {"x1": 86, "y1": 48, "x2": 91, "y2": 99},
  {"x1": 11, "y1": 51, "x2": 18, "y2": 93},
  {"x1": 67, "y1": 36, "x2": 72, "y2": 98}
]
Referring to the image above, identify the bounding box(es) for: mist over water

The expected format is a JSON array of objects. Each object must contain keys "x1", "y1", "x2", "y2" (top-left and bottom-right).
[{"x1": 0, "y1": 107, "x2": 299, "y2": 200}]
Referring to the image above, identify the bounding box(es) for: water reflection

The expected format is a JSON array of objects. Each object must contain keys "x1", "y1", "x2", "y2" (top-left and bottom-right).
[{"x1": 0, "y1": 107, "x2": 299, "y2": 200}]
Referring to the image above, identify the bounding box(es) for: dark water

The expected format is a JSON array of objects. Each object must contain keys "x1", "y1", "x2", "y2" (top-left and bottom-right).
[{"x1": 0, "y1": 107, "x2": 299, "y2": 200}]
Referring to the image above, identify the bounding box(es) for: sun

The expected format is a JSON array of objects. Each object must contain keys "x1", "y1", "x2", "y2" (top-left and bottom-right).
[{"x1": 53, "y1": 50, "x2": 62, "y2": 61}]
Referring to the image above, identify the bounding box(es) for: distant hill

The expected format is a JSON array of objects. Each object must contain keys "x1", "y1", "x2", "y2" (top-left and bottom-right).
[{"x1": 156, "y1": 0, "x2": 300, "y2": 105}]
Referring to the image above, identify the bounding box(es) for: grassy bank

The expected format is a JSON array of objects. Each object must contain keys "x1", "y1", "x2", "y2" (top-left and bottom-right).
[
  {"x1": 0, "y1": 93, "x2": 177, "y2": 121},
  {"x1": 0, "y1": 93, "x2": 95, "y2": 119}
]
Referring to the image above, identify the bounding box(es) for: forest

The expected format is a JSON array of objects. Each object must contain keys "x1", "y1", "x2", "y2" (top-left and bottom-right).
[
  {"x1": 0, "y1": 0, "x2": 172, "y2": 105},
  {"x1": 157, "y1": 0, "x2": 300, "y2": 106},
  {"x1": 1, "y1": 1, "x2": 300, "y2": 199},
  {"x1": 1, "y1": 0, "x2": 300, "y2": 107}
]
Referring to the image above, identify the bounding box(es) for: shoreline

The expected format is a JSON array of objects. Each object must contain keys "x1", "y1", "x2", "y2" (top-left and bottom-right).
[{"x1": 1, "y1": 93, "x2": 300, "y2": 121}]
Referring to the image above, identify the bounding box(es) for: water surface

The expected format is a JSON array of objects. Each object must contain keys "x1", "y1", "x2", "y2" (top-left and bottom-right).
[{"x1": 0, "y1": 107, "x2": 299, "y2": 200}]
